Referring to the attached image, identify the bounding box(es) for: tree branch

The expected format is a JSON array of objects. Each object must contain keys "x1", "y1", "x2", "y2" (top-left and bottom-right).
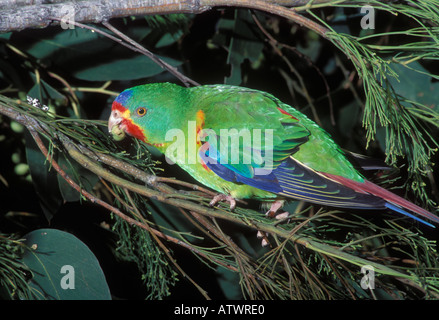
[{"x1": 0, "y1": 0, "x2": 329, "y2": 38}]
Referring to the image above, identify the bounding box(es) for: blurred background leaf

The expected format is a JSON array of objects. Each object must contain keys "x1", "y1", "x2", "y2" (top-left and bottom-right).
[
  {"x1": 20, "y1": 228, "x2": 111, "y2": 300},
  {"x1": 24, "y1": 133, "x2": 63, "y2": 222},
  {"x1": 74, "y1": 54, "x2": 182, "y2": 81},
  {"x1": 387, "y1": 61, "x2": 439, "y2": 111}
]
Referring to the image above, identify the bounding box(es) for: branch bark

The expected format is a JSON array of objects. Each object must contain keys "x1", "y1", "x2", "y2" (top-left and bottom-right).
[{"x1": 0, "y1": 0, "x2": 330, "y2": 36}]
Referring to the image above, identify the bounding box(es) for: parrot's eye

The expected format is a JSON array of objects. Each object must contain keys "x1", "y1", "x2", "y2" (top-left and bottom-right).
[{"x1": 136, "y1": 107, "x2": 147, "y2": 117}]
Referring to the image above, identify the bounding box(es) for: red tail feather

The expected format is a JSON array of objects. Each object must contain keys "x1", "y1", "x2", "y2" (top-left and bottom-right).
[{"x1": 322, "y1": 173, "x2": 439, "y2": 224}]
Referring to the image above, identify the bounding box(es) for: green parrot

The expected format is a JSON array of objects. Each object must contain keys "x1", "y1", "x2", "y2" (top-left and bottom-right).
[{"x1": 108, "y1": 82, "x2": 439, "y2": 227}]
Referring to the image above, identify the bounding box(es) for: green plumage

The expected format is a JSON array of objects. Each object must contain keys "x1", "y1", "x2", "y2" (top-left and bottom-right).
[
  {"x1": 109, "y1": 82, "x2": 439, "y2": 226},
  {"x1": 111, "y1": 83, "x2": 362, "y2": 199},
  {"x1": 191, "y1": 85, "x2": 363, "y2": 180}
]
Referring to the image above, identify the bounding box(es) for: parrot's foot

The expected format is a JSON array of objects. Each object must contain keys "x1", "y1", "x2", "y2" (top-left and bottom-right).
[
  {"x1": 258, "y1": 200, "x2": 290, "y2": 247},
  {"x1": 209, "y1": 194, "x2": 237, "y2": 211},
  {"x1": 257, "y1": 231, "x2": 270, "y2": 247},
  {"x1": 265, "y1": 200, "x2": 289, "y2": 220}
]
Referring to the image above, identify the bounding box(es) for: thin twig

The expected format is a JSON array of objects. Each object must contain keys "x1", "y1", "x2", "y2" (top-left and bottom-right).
[
  {"x1": 124, "y1": 188, "x2": 211, "y2": 300},
  {"x1": 102, "y1": 21, "x2": 200, "y2": 87},
  {"x1": 252, "y1": 12, "x2": 334, "y2": 125},
  {"x1": 48, "y1": 18, "x2": 199, "y2": 87}
]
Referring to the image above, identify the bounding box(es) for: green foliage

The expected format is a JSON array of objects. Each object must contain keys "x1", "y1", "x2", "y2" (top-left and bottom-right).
[
  {"x1": 0, "y1": 234, "x2": 32, "y2": 299},
  {"x1": 20, "y1": 228, "x2": 111, "y2": 300},
  {"x1": 111, "y1": 189, "x2": 179, "y2": 299},
  {"x1": 218, "y1": 10, "x2": 264, "y2": 85},
  {"x1": 0, "y1": 3, "x2": 439, "y2": 300}
]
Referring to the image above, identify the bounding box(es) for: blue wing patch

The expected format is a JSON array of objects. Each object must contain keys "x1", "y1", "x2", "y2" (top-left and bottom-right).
[{"x1": 200, "y1": 143, "x2": 386, "y2": 209}]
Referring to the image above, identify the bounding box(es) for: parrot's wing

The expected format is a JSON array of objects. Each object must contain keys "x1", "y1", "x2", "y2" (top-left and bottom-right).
[
  {"x1": 197, "y1": 87, "x2": 311, "y2": 178},
  {"x1": 197, "y1": 88, "x2": 381, "y2": 207},
  {"x1": 201, "y1": 149, "x2": 438, "y2": 227},
  {"x1": 200, "y1": 144, "x2": 386, "y2": 209},
  {"x1": 195, "y1": 86, "x2": 439, "y2": 227}
]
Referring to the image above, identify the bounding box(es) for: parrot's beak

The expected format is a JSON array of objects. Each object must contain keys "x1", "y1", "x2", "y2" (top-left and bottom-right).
[
  {"x1": 108, "y1": 109, "x2": 122, "y2": 133},
  {"x1": 108, "y1": 109, "x2": 126, "y2": 141}
]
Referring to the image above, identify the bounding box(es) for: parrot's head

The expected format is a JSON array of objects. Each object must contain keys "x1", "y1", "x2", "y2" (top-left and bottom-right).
[{"x1": 108, "y1": 83, "x2": 189, "y2": 148}]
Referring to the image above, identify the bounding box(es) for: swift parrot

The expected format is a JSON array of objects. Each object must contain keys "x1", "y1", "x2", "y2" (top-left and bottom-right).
[{"x1": 108, "y1": 82, "x2": 439, "y2": 228}]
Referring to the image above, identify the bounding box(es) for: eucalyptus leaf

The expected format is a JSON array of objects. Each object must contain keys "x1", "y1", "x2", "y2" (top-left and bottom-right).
[
  {"x1": 73, "y1": 54, "x2": 182, "y2": 81},
  {"x1": 11, "y1": 27, "x2": 180, "y2": 82},
  {"x1": 222, "y1": 10, "x2": 264, "y2": 85},
  {"x1": 28, "y1": 72, "x2": 66, "y2": 104},
  {"x1": 25, "y1": 132, "x2": 62, "y2": 221},
  {"x1": 21, "y1": 228, "x2": 111, "y2": 300},
  {"x1": 216, "y1": 266, "x2": 242, "y2": 299},
  {"x1": 0, "y1": 32, "x2": 11, "y2": 40},
  {"x1": 155, "y1": 30, "x2": 184, "y2": 48},
  {"x1": 20, "y1": 28, "x2": 107, "y2": 60},
  {"x1": 388, "y1": 62, "x2": 439, "y2": 111},
  {"x1": 57, "y1": 153, "x2": 99, "y2": 202}
]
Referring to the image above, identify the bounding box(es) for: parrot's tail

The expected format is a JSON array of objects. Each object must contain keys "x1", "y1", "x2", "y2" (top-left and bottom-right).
[
  {"x1": 323, "y1": 173, "x2": 439, "y2": 228},
  {"x1": 384, "y1": 203, "x2": 435, "y2": 228}
]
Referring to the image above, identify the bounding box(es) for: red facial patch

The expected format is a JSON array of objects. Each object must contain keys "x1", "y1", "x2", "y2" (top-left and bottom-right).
[
  {"x1": 123, "y1": 119, "x2": 147, "y2": 142},
  {"x1": 112, "y1": 101, "x2": 127, "y2": 113},
  {"x1": 112, "y1": 101, "x2": 147, "y2": 142},
  {"x1": 277, "y1": 107, "x2": 299, "y2": 121}
]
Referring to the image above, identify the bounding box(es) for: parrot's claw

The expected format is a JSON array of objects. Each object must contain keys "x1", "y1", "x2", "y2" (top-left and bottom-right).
[
  {"x1": 258, "y1": 200, "x2": 290, "y2": 247},
  {"x1": 274, "y1": 212, "x2": 290, "y2": 220},
  {"x1": 209, "y1": 194, "x2": 237, "y2": 211},
  {"x1": 265, "y1": 200, "x2": 287, "y2": 218},
  {"x1": 257, "y1": 231, "x2": 270, "y2": 247}
]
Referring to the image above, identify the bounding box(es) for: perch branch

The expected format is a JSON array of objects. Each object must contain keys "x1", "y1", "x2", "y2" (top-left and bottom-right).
[{"x1": 0, "y1": 97, "x2": 426, "y2": 287}]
